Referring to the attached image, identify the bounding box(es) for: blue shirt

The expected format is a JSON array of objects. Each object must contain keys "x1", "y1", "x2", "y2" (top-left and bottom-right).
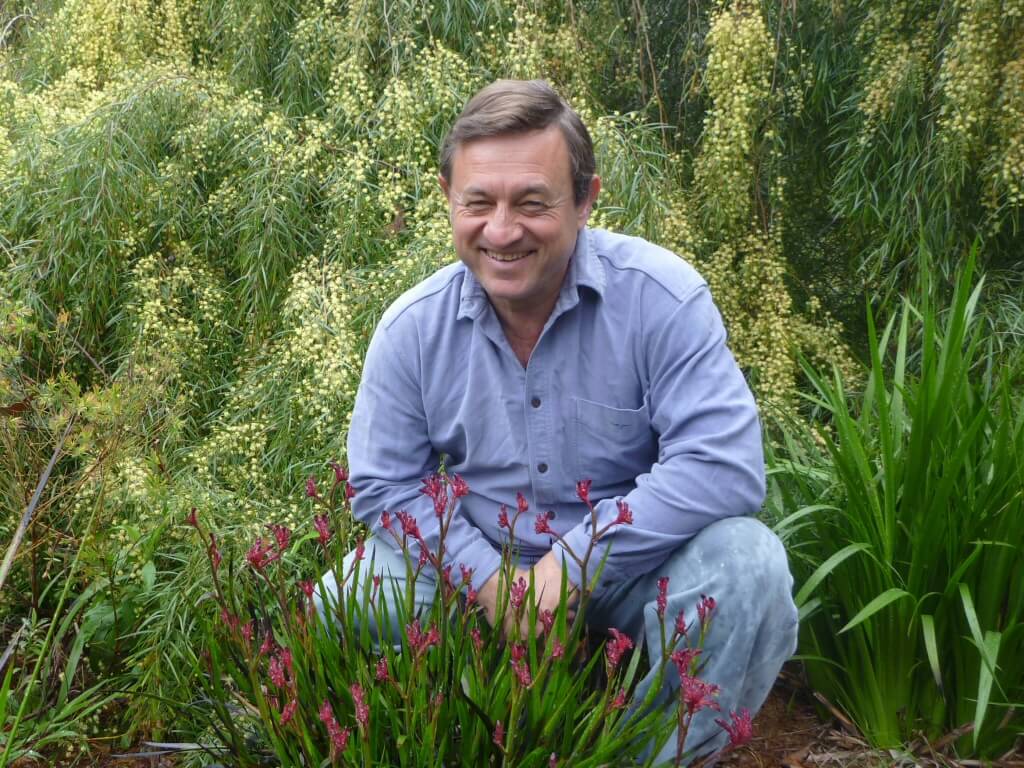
[{"x1": 347, "y1": 227, "x2": 765, "y2": 594}]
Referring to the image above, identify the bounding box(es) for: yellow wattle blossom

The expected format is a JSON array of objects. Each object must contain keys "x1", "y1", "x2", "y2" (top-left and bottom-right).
[
  {"x1": 695, "y1": 1, "x2": 775, "y2": 240},
  {"x1": 937, "y1": 0, "x2": 1001, "y2": 166}
]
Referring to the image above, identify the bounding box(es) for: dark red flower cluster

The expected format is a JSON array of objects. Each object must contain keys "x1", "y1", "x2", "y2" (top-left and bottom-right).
[
  {"x1": 605, "y1": 628, "x2": 634, "y2": 669},
  {"x1": 313, "y1": 514, "x2": 331, "y2": 546},
  {"x1": 539, "y1": 609, "x2": 555, "y2": 635},
  {"x1": 656, "y1": 576, "x2": 669, "y2": 619},
  {"x1": 319, "y1": 700, "x2": 350, "y2": 752},
  {"x1": 395, "y1": 510, "x2": 422, "y2": 541},
  {"x1": 350, "y1": 683, "x2": 369, "y2": 730},
  {"x1": 509, "y1": 576, "x2": 528, "y2": 611},
  {"x1": 420, "y1": 474, "x2": 447, "y2": 517},
  {"x1": 510, "y1": 644, "x2": 532, "y2": 687},
  {"x1": 208, "y1": 532, "x2": 222, "y2": 572},
  {"x1": 715, "y1": 708, "x2": 753, "y2": 748},
  {"x1": 610, "y1": 688, "x2": 629, "y2": 710},
  {"x1": 267, "y1": 523, "x2": 291, "y2": 552},
  {"x1": 516, "y1": 492, "x2": 529, "y2": 516},
  {"x1": 405, "y1": 618, "x2": 440, "y2": 657},
  {"x1": 246, "y1": 537, "x2": 279, "y2": 571},
  {"x1": 576, "y1": 479, "x2": 592, "y2": 505},
  {"x1": 548, "y1": 637, "x2": 565, "y2": 660},
  {"x1": 680, "y1": 675, "x2": 720, "y2": 716},
  {"x1": 614, "y1": 499, "x2": 633, "y2": 526},
  {"x1": 449, "y1": 474, "x2": 469, "y2": 498},
  {"x1": 280, "y1": 699, "x2": 297, "y2": 726},
  {"x1": 697, "y1": 594, "x2": 716, "y2": 630},
  {"x1": 534, "y1": 511, "x2": 554, "y2": 535},
  {"x1": 329, "y1": 461, "x2": 348, "y2": 484},
  {"x1": 670, "y1": 647, "x2": 701, "y2": 679},
  {"x1": 675, "y1": 609, "x2": 689, "y2": 637},
  {"x1": 268, "y1": 655, "x2": 287, "y2": 688},
  {"x1": 266, "y1": 648, "x2": 293, "y2": 692}
]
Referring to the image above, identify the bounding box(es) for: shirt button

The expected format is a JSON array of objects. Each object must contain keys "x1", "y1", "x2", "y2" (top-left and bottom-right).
[
  {"x1": 537, "y1": 462, "x2": 548, "y2": 474},
  {"x1": 531, "y1": 396, "x2": 541, "y2": 408}
]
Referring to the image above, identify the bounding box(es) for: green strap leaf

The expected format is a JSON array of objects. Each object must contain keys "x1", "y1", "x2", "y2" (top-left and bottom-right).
[
  {"x1": 973, "y1": 630, "x2": 1002, "y2": 750},
  {"x1": 772, "y1": 504, "x2": 840, "y2": 536},
  {"x1": 920, "y1": 614, "x2": 943, "y2": 693},
  {"x1": 839, "y1": 588, "x2": 912, "y2": 633},
  {"x1": 959, "y1": 583, "x2": 985, "y2": 649},
  {"x1": 797, "y1": 596, "x2": 822, "y2": 622},
  {"x1": 795, "y1": 542, "x2": 870, "y2": 608}
]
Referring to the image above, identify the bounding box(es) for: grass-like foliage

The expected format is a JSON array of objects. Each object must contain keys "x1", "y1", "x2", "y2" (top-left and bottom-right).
[
  {"x1": 776, "y1": 251, "x2": 1023, "y2": 754},
  {"x1": 186, "y1": 469, "x2": 751, "y2": 767}
]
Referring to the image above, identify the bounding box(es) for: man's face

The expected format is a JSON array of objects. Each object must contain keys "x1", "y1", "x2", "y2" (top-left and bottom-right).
[{"x1": 440, "y1": 126, "x2": 600, "y2": 319}]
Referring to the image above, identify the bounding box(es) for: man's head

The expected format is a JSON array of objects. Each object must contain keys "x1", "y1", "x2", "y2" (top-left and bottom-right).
[
  {"x1": 439, "y1": 79, "x2": 596, "y2": 207},
  {"x1": 439, "y1": 80, "x2": 601, "y2": 321}
]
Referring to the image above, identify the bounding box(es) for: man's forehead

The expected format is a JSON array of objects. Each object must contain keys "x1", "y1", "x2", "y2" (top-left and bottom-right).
[{"x1": 448, "y1": 127, "x2": 572, "y2": 187}]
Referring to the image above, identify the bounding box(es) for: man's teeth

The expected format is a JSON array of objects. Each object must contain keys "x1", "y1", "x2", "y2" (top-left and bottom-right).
[{"x1": 486, "y1": 250, "x2": 531, "y2": 262}]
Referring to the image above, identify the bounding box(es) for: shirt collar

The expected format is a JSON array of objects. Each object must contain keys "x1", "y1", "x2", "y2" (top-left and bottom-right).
[{"x1": 457, "y1": 227, "x2": 605, "y2": 321}]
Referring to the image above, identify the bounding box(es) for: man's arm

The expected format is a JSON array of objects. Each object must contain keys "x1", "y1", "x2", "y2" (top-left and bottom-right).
[
  {"x1": 347, "y1": 323, "x2": 503, "y2": 594},
  {"x1": 554, "y1": 283, "x2": 765, "y2": 592}
]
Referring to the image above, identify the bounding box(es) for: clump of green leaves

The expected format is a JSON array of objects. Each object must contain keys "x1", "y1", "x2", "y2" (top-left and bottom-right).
[{"x1": 777, "y1": 250, "x2": 1024, "y2": 754}]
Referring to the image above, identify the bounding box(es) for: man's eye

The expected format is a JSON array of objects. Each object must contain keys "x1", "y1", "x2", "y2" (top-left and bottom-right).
[
  {"x1": 464, "y1": 200, "x2": 490, "y2": 211},
  {"x1": 521, "y1": 201, "x2": 547, "y2": 211}
]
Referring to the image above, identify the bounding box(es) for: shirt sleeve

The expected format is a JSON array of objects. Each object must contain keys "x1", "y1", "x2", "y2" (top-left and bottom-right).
[
  {"x1": 347, "y1": 322, "x2": 503, "y2": 593},
  {"x1": 553, "y1": 283, "x2": 766, "y2": 592}
]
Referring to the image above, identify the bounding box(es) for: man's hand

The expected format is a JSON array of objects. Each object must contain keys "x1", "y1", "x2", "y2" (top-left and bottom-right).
[
  {"x1": 477, "y1": 552, "x2": 578, "y2": 640},
  {"x1": 477, "y1": 565, "x2": 528, "y2": 640},
  {"x1": 531, "y1": 549, "x2": 579, "y2": 618}
]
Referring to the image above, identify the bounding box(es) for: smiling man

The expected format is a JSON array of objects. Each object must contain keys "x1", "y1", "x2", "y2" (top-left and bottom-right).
[{"x1": 324, "y1": 79, "x2": 799, "y2": 761}]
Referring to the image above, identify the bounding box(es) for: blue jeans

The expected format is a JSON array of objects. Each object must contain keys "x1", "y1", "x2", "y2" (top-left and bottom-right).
[{"x1": 316, "y1": 516, "x2": 798, "y2": 764}]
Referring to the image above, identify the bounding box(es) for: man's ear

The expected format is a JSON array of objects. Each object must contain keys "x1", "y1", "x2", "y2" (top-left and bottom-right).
[
  {"x1": 438, "y1": 173, "x2": 451, "y2": 201},
  {"x1": 577, "y1": 175, "x2": 601, "y2": 226}
]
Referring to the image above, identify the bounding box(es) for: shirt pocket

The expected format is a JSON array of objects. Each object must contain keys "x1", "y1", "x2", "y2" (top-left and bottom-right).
[{"x1": 573, "y1": 397, "x2": 657, "y2": 494}]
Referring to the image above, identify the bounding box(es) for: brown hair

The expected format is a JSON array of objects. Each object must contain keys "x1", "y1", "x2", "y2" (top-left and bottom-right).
[{"x1": 439, "y1": 79, "x2": 596, "y2": 205}]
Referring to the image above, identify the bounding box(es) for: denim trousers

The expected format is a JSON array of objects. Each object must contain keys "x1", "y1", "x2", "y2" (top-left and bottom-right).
[{"x1": 315, "y1": 515, "x2": 799, "y2": 765}]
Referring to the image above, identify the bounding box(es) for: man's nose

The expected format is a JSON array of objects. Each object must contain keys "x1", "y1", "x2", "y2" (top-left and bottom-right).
[{"x1": 482, "y1": 205, "x2": 522, "y2": 247}]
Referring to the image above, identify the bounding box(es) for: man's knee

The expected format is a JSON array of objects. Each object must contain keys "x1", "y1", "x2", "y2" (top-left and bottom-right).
[
  {"x1": 689, "y1": 516, "x2": 792, "y2": 595},
  {"x1": 668, "y1": 516, "x2": 797, "y2": 653}
]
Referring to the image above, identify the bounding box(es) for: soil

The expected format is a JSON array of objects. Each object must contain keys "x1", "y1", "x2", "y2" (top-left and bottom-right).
[{"x1": 718, "y1": 665, "x2": 1024, "y2": 768}]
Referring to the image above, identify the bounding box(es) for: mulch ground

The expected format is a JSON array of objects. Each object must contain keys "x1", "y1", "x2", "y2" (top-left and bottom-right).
[{"x1": 719, "y1": 665, "x2": 1023, "y2": 768}]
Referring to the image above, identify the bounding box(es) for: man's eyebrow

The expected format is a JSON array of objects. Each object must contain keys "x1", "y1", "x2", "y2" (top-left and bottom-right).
[
  {"x1": 458, "y1": 183, "x2": 555, "y2": 198},
  {"x1": 459, "y1": 185, "x2": 490, "y2": 198},
  {"x1": 515, "y1": 184, "x2": 553, "y2": 197}
]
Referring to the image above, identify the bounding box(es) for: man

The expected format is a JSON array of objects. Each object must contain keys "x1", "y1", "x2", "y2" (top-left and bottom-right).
[{"x1": 320, "y1": 79, "x2": 798, "y2": 761}]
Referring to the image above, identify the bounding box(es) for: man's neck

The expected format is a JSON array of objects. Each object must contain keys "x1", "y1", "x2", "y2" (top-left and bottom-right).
[
  {"x1": 494, "y1": 299, "x2": 555, "y2": 368},
  {"x1": 486, "y1": 256, "x2": 574, "y2": 368}
]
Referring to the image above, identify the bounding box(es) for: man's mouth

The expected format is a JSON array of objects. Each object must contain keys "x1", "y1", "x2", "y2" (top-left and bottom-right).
[
  {"x1": 483, "y1": 249, "x2": 534, "y2": 263},
  {"x1": 481, "y1": 253, "x2": 536, "y2": 266}
]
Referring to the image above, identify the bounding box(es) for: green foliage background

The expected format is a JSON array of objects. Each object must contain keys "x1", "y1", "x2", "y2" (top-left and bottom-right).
[{"x1": 1, "y1": 0, "x2": 1022, "y2": 761}]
